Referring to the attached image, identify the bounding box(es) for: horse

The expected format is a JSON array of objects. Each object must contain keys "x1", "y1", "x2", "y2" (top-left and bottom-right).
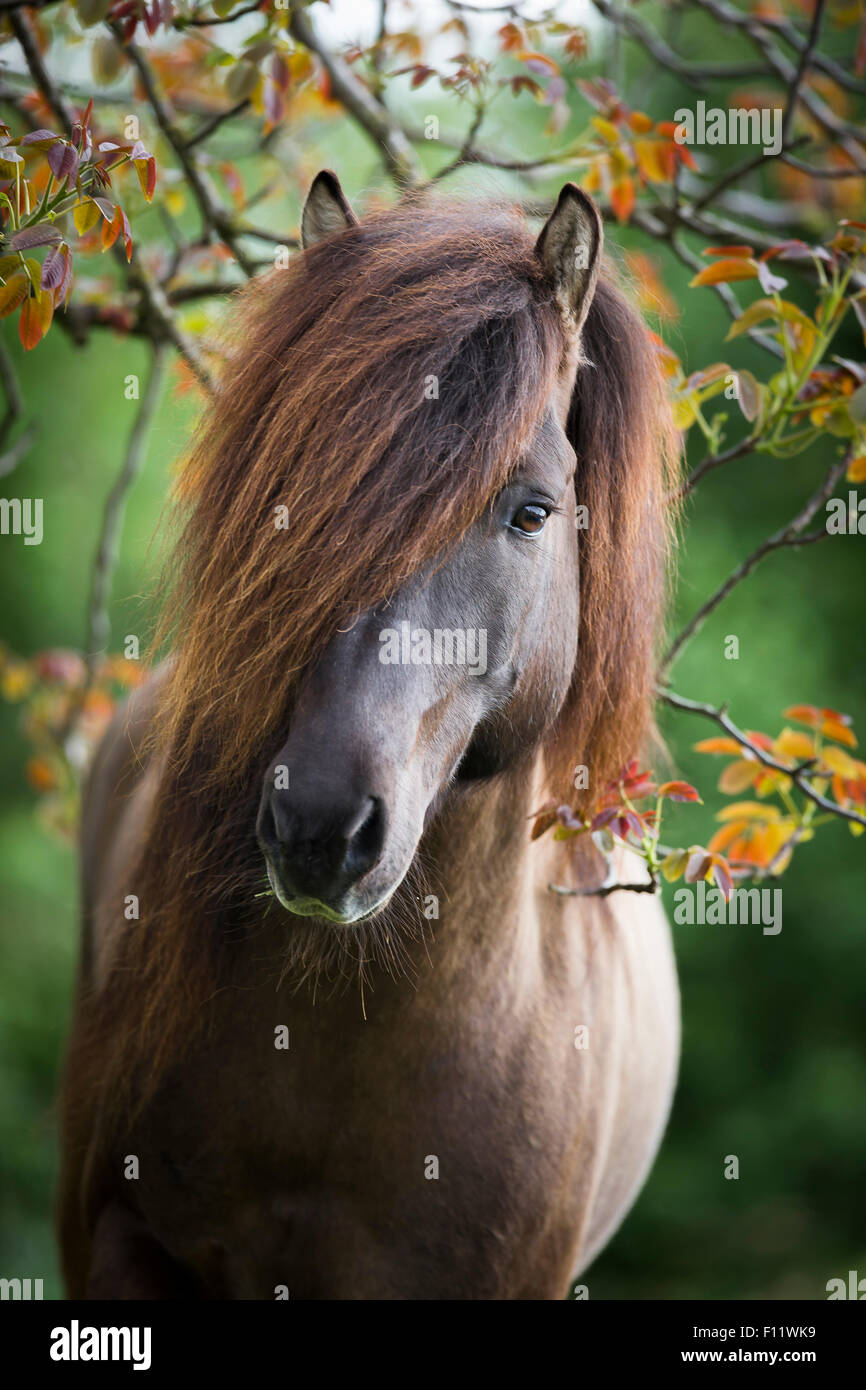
[{"x1": 57, "y1": 172, "x2": 680, "y2": 1300}]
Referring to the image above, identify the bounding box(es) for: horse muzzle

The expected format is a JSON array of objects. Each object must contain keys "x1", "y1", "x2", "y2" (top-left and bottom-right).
[{"x1": 257, "y1": 786, "x2": 393, "y2": 923}]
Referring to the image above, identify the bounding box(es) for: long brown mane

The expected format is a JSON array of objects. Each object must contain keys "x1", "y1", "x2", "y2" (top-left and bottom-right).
[{"x1": 76, "y1": 195, "x2": 677, "y2": 1117}]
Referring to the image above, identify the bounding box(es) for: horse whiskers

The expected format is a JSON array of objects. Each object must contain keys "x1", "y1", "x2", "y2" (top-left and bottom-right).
[{"x1": 270, "y1": 866, "x2": 435, "y2": 1003}]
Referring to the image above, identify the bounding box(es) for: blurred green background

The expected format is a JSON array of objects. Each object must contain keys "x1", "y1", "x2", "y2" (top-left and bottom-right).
[{"x1": 1, "y1": 2, "x2": 864, "y2": 1300}]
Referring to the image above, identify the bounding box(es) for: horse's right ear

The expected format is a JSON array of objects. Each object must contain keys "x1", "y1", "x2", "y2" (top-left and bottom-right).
[
  {"x1": 535, "y1": 183, "x2": 603, "y2": 332},
  {"x1": 301, "y1": 170, "x2": 359, "y2": 249}
]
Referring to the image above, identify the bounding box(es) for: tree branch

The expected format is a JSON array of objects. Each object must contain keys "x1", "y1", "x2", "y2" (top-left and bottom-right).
[
  {"x1": 84, "y1": 344, "x2": 166, "y2": 671},
  {"x1": 658, "y1": 690, "x2": 866, "y2": 830},
  {"x1": 119, "y1": 32, "x2": 258, "y2": 275},
  {"x1": 287, "y1": 2, "x2": 422, "y2": 187},
  {"x1": 662, "y1": 454, "x2": 849, "y2": 675},
  {"x1": 549, "y1": 878, "x2": 658, "y2": 898}
]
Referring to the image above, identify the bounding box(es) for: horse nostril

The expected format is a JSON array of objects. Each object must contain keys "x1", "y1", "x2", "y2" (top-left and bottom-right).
[
  {"x1": 342, "y1": 796, "x2": 385, "y2": 882},
  {"x1": 261, "y1": 787, "x2": 386, "y2": 904}
]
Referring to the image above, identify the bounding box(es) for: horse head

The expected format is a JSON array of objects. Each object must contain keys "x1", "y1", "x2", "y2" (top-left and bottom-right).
[{"x1": 257, "y1": 174, "x2": 594, "y2": 922}]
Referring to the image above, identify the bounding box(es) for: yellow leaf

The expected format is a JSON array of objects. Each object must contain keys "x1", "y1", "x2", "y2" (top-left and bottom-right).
[
  {"x1": 634, "y1": 138, "x2": 669, "y2": 183},
  {"x1": 717, "y1": 801, "x2": 781, "y2": 822},
  {"x1": 0, "y1": 662, "x2": 34, "y2": 700},
  {"x1": 165, "y1": 187, "x2": 185, "y2": 217},
  {"x1": 608, "y1": 146, "x2": 632, "y2": 179},
  {"x1": 774, "y1": 728, "x2": 815, "y2": 762},
  {"x1": 673, "y1": 395, "x2": 696, "y2": 429},
  {"x1": 661, "y1": 848, "x2": 689, "y2": 882},
  {"x1": 37, "y1": 286, "x2": 53, "y2": 334},
  {"x1": 73, "y1": 198, "x2": 102, "y2": 235},
  {"x1": 823, "y1": 745, "x2": 858, "y2": 776},
  {"x1": 0, "y1": 273, "x2": 28, "y2": 318},
  {"x1": 592, "y1": 116, "x2": 619, "y2": 145}
]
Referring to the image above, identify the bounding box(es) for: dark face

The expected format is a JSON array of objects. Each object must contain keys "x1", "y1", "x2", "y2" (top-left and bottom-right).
[{"x1": 255, "y1": 407, "x2": 580, "y2": 923}]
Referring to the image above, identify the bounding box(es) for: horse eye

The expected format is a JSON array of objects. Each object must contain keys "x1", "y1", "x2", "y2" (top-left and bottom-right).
[{"x1": 509, "y1": 503, "x2": 549, "y2": 536}]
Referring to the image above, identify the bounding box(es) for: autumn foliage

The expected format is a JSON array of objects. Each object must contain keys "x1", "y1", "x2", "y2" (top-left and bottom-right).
[{"x1": 0, "y1": 0, "x2": 863, "y2": 900}]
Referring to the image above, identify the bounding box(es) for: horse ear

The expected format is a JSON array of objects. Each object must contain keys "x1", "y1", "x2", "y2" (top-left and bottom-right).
[
  {"x1": 535, "y1": 183, "x2": 603, "y2": 330},
  {"x1": 301, "y1": 170, "x2": 359, "y2": 249}
]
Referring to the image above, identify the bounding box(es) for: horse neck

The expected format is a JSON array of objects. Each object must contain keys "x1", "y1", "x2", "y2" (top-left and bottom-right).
[{"x1": 416, "y1": 753, "x2": 550, "y2": 977}]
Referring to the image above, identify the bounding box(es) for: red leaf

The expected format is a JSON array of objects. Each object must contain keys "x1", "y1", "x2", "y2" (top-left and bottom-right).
[{"x1": 658, "y1": 780, "x2": 702, "y2": 803}]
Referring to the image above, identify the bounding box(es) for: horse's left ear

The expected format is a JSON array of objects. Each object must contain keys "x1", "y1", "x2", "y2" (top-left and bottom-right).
[
  {"x1": 535, "y1": 183, "x2": 603, "y2": 330},
  {"x1": 301, "y1": 170, "x2": 359, "y2": 249}
]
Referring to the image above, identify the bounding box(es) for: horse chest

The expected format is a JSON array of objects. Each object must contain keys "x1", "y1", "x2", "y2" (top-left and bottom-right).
[{"x1": 129, "y1": 907, "x2": 678, "y2": 1298}]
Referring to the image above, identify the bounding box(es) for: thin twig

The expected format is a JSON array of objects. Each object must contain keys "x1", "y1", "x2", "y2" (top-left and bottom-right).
[
  {"x1": 186, "y1": 98, "x2": 250, "y2": 150},
  {"x1": 84, "y1": 345, "x2": 166, "y2": 672},
  {"x1": 549, "y1": 878, "x2": 658, "y2": 898},
  {"x1": 589, "y1": 0, "x2": 767, "y2": 85},
  {"x1": 679, "y1": 436, "x2": 762, "y2": 499},
  {"x1": 184, "y1": 1, "x2": 264, "y2": 26},
  {"x1": 662, "y1": 454, "x2": 849, "y2": 674},
  {"x1": 780, "y1": 0, "x2": 826, "y2": 149}
]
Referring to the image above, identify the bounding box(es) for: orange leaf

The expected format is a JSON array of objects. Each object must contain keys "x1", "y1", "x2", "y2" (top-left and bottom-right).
[
  {"x1": 719, "y1": 759, "x2": 759, "y2": 794},
  {"x1": 610, "y1": 176, "x2": 635, "y2": 223},
  {"x1": 694, "y1": 736, "x2": 743, "y2": 755},
  {"x1": 782, "y1": 704, "x2": 822, "y2": 727},
  {"x1": 26, "y1": 756, "x2": 58, "y2": 791},
  {"x1": 708, "y1": 821, "x2": 746, "y2": 855},
  {"x1": 702, "y1": 244, "x2": 755, "y2": 258},
  {"x1": 823, "y1": 717, "x2": 857, "y2": 748},
  {"x1": 18, "y1": 296, "x2": 42, "y2": 350},
  {"x1": 628, "y1": 110, "x2": 654, "y2": 134},
  {"x1": 690, "y1": 259, "x2": 758, "y2": 287}
]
